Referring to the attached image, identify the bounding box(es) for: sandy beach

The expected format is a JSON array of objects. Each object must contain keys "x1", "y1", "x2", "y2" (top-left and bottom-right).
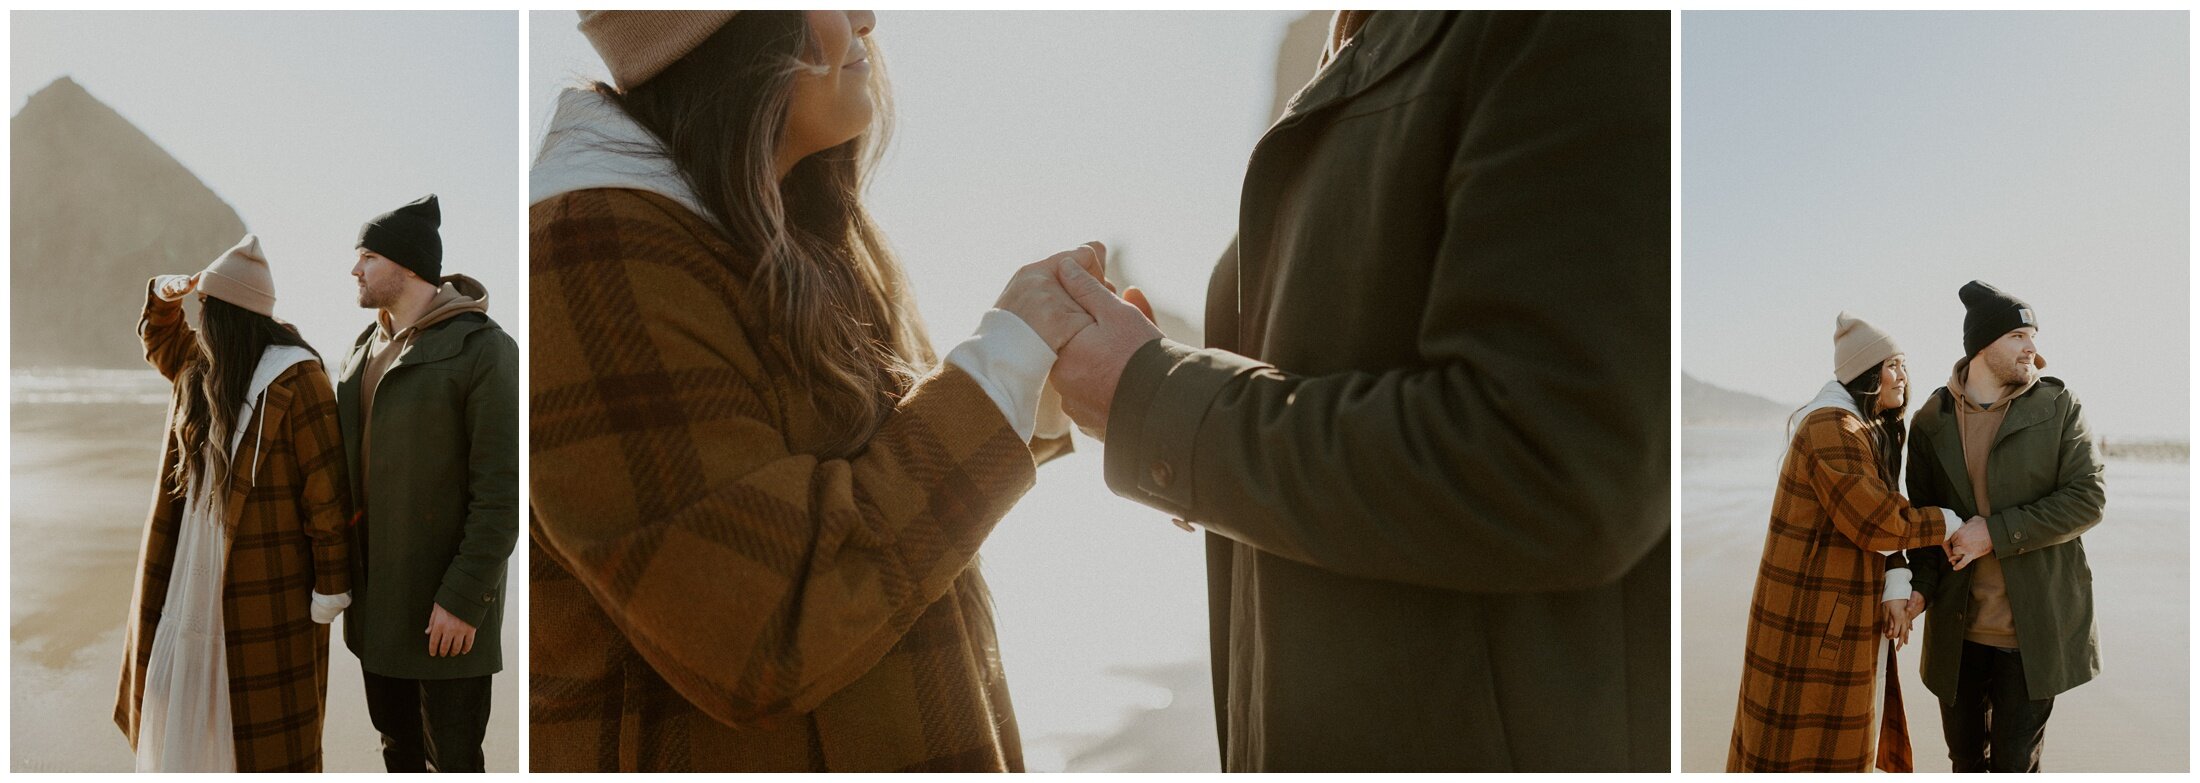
[
  {"x1": 10, "y1": 398, "x2": 518, "y2": 772},
  {"x1": 1682, "y1": 425, "x2": 2188, "y2": 772}
]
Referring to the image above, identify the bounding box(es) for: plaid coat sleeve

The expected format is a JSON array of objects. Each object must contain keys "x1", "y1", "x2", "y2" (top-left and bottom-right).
[
  {"x1": 1799, "y1": 409, "x2": 1948, "y2": 553},
  {"x1": 287, "y1": 366, "x2": 352, "y2": 597},
  {"x1": 530, "y1": 190, "x2": 1038, "y2": 728},
  {"x1": 138, "y1": 278, "x2": 195, "y2": 380}
]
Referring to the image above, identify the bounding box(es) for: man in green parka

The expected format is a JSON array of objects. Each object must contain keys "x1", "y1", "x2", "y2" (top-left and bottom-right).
[
  {"x1": 337, "y1": 194, "x2": 519, "y2": 772},
  {"x1": 1904, "y1": 281, "x2": 2106, "y2": 772},
  {"x1": 1048, "y1": 11, "x2": 1669, "y2": 771}
]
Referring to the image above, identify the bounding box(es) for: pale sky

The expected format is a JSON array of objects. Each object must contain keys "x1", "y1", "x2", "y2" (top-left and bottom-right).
[
  {"x1": 1682, "y1": 11, "x2": 2188, "y2": 441},
  {"x1": 530, "y1": 10, "x2": 1302, "y2": 341},
  {"x1": 13, "y1": 11, "x2": 519, "y2": 361}
]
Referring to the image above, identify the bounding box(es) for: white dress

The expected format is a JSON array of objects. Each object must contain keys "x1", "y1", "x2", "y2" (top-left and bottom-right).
[{"x1": 134, "y1": 441, "x2": 237, "y2": 772}]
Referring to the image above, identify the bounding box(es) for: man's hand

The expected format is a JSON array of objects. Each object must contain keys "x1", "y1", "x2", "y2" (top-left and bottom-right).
[
  {"x1": 994, "y1": 246, "x2": 1101, "y2": 350},
  {"x1": 1948, "y1": 516, "x2": 1993, "y2": 570},
  {"x1": 1050, "y1": 255, "x2": 1163, "y2": 440},
  {"x1": 426, "y1": 603, "x2": 478, "y2": 657}
]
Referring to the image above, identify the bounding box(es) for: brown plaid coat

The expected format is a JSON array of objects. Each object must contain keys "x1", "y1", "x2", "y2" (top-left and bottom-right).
[
  {"x1": 115, "y1": 281, "x2": 353, "y2": 771},
  {"x1": 529, "y1": 188, "x2": 1066, "y2": 771},
  {"x1": 1727, "y1": 407, "x2": 1948, "y2": 772}
]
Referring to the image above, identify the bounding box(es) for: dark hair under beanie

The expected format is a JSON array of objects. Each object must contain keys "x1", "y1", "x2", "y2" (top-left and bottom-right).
[
  {"x1": 1960, "y1": 280, "x2": 2039, "y2": 357},
  {"x1": 358, "y1": 194, "x2": 443, "y2": 282}
]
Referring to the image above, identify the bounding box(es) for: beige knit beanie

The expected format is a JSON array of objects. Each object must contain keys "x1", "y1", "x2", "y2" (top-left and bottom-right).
[
  {"x1": 578, "y1": 10, "x2": 740, "y2": 91},
  {"x1": 196, "y1": 234, "x2": 277, "y2": 317},
  {"x1": 1832, "y1": 311, "x2": 1900, "y2": 383}
]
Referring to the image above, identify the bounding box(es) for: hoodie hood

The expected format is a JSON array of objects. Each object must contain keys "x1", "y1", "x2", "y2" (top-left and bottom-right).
[
  {"x1": 529, "y1": 87, "x2": 705, "y2": 217},
  {"x1": 1948, "y1": 355, "x2": 2043, "y2": 414},
  {"x1": 379, "y1": 274, "x2": 490, "y2": 340}
]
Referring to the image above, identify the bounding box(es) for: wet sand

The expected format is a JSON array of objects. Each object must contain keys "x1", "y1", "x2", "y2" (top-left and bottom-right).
[
  {"x1": 1682, "y1": 426, "x2": 2188, "y2": 772},
  {"x1": 11, "y1": 402, "x2": 518, "y2": 772}
]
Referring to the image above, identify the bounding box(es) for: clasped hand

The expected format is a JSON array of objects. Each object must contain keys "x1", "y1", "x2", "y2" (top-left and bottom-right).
[
  {"x1": 992, "y1": 242, "x2": 1162, "y2": 438},
  {"x1": 1945, "y1": 516, "x2": 1993, "y2": 570},
  {"x1": 1881, "y1": 590, "x2": 1925, "y2": 651}
]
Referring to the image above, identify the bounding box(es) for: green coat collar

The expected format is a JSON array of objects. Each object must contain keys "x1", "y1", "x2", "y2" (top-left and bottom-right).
[
  {"x1": 1913, "y1": 378, "x2": 2068, "y2": 514},
  {"x1": 1270, "y1": 11, "x2": 1446, "y2": 132},
  {"x1": 345, "y1": 311, "x2": 492, "y2": 374}
]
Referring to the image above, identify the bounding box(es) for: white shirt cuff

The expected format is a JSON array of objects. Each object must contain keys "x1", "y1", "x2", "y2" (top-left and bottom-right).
[
  {"x1": 311, "y1": 591, "x2": 352, "y2": 624},
  {"x1": 1882, "y1": 568, "x2": 1913, "y2": 602},
  {"x1": 1941, "y1": 508, "x2": 1962, "y2": 541},
  {"x1": 945, "y1": 308, "x2": 1058, "y2": 443}
]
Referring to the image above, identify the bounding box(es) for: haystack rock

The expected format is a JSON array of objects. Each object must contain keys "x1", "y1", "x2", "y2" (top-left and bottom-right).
[
  {"x1": 12, "y1": 76, "x2": 247, "y2": 369},
  {"x1": 1682, "y1": 372, "x2": 1794, "y2": 428}
]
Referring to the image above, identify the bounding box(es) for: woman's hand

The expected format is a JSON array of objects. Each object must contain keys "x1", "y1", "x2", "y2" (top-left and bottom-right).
[
  {"x1": 995, "y1": 243, "x2": 1105, "y2": 350},
  {"x1": 1882, "y1": 590, "x2": 1925, "y2": 651},
  {"x1": 154, "y1": 272, "x2": 200, "y2": 302}
]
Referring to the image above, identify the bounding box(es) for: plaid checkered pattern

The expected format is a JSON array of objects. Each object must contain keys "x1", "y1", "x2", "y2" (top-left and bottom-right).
[
  {"x1": 528, "y1": 189, "x2": 1063, "y2": 771},
  {"x1": 116, "y1": 282, "x2": 353, "y2": 772},
  {"x1": 1726, "y1": 408, "x2": 1949, "y2": 772}
]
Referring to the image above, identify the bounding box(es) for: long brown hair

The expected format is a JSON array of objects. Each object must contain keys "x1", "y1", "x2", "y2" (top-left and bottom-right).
[
  {"x1": 169, "y1": 296, "x2": 317, "y2": 487},
  {"x1": 1841, "y1": 362, "x2": 1906, "y2": 483},
  {"x1": 600, "y1": 11, "x2": 928, "y2": 459}
]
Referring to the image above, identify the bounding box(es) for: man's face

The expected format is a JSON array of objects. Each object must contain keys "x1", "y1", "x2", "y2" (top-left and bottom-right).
[
  {"x1": 351, "y1": 249, "x2": 409, "y2": 309},
  {"x1": 1978, "y1": 326, "x2": 2040, "y2": 387}
]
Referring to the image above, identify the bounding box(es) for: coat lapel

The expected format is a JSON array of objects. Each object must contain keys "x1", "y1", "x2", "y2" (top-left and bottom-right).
[
  {"x1": 391, "y1": 315, "x2": 481, "y2": 370},
  {"x1": 338, "y1": 325, "x2": 375, "y2": 501},
  {"x1": 1266, "y1": 11, "x2": 1446, "y2": 136},
  {"x1": 222, "y1": 383, "x2": 293, "y2": 532},
  {"x1": 1920, "y1": 395, "x2": 1977, "y2": 515},
  {"x1": 218, "y1": 346, "x2": 319, "y2": 533},
  {"x1": 1992, "y1": 383, "x2": 2059, "y2": 449}
]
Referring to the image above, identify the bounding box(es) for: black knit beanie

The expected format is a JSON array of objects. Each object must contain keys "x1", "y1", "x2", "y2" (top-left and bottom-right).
[
  {"x1": 358, "y1": 194, "x2": 443, "y2": 282},
  {"x1": 1960, "y1": 280, "x2": 2038, "y2": 357}
]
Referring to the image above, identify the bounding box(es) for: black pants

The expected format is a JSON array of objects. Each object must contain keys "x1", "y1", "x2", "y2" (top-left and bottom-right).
[
  {"x1": 1939, "y1": 641, "x2": 2055, "y2": 773},
  {"x1": 363, "y1": 670, "x2": 494, "y2": 773}
]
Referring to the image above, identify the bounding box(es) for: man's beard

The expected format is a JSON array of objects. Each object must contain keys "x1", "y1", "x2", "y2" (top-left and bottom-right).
[
  {"x1": 358, "y1": 279, "x2": 394, "y2": 309},
  {"x1": 1990, "y1": 352, "x2": 2035, "y2": 387}
]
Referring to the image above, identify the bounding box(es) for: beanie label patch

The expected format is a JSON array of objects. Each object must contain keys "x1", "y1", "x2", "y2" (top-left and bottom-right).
[{"x1": 2018, "y1": 307, "x2": 2035, "y2": 326}]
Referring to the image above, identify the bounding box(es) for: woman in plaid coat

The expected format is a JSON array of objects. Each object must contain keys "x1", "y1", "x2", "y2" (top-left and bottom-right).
[
  {"x1": 1728, "y1": 314, "x2": 1956, "y2": 772},
  {"x1": 114, "y1": 236, "x2": 353, "y2": 772},
  {"x1": 528, "y1": 11, "x2": 1123, "y2": 771}
]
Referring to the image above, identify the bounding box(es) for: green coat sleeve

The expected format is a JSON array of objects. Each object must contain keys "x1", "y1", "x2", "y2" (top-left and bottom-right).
[
  {"x1": 1904, "y1": 412, "x2": 1952, "y2": 605},
  {"x1": 1102, "y1": 14, "x2": 1668, "y2": 594},
  {"x1": 434, "y1": 328, "x2": 521, "y2": 627},
  {"x1": 1985, "y1": 395, "x2": 2107, "y2": 559}
]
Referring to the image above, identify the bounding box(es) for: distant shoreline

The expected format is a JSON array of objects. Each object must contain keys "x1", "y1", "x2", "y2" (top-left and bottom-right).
[{"x1": 1685, "y1": 422, "x2": 2189, "y2": 463}]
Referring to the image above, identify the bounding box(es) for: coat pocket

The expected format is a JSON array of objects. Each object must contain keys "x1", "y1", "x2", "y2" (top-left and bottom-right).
[{"x1": 1817, "y1": 595, "x2": 1856, "y2": 661}]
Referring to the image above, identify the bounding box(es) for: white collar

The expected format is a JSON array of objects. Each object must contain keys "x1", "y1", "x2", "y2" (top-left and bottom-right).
[
  {"x1": 1791, "y1": 378, "x2": 1866, "y2": 431},
  {"x1": 529, "y1": 87, "x2": 706, "y2": 217},
  {"x1": 229, "y1": 344, "x2": 319, "y2": 474}
]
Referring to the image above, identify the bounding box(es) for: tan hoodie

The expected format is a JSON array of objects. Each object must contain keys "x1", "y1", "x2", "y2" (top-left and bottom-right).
[
  {"x1": 1946, "y1": 355, "x2": 2042, "y2": 649},
  {"x1": 360, "y1": 275, "x2": 490, "y2": 490}
]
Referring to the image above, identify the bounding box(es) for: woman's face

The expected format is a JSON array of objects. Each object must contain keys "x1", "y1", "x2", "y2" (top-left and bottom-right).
[
  {"x1": 781, "y1": 10, "x2": 877, "y2": 172},
  {"x1": 1875, "y1": 354, "x2": 1909, "y2": 412}
]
